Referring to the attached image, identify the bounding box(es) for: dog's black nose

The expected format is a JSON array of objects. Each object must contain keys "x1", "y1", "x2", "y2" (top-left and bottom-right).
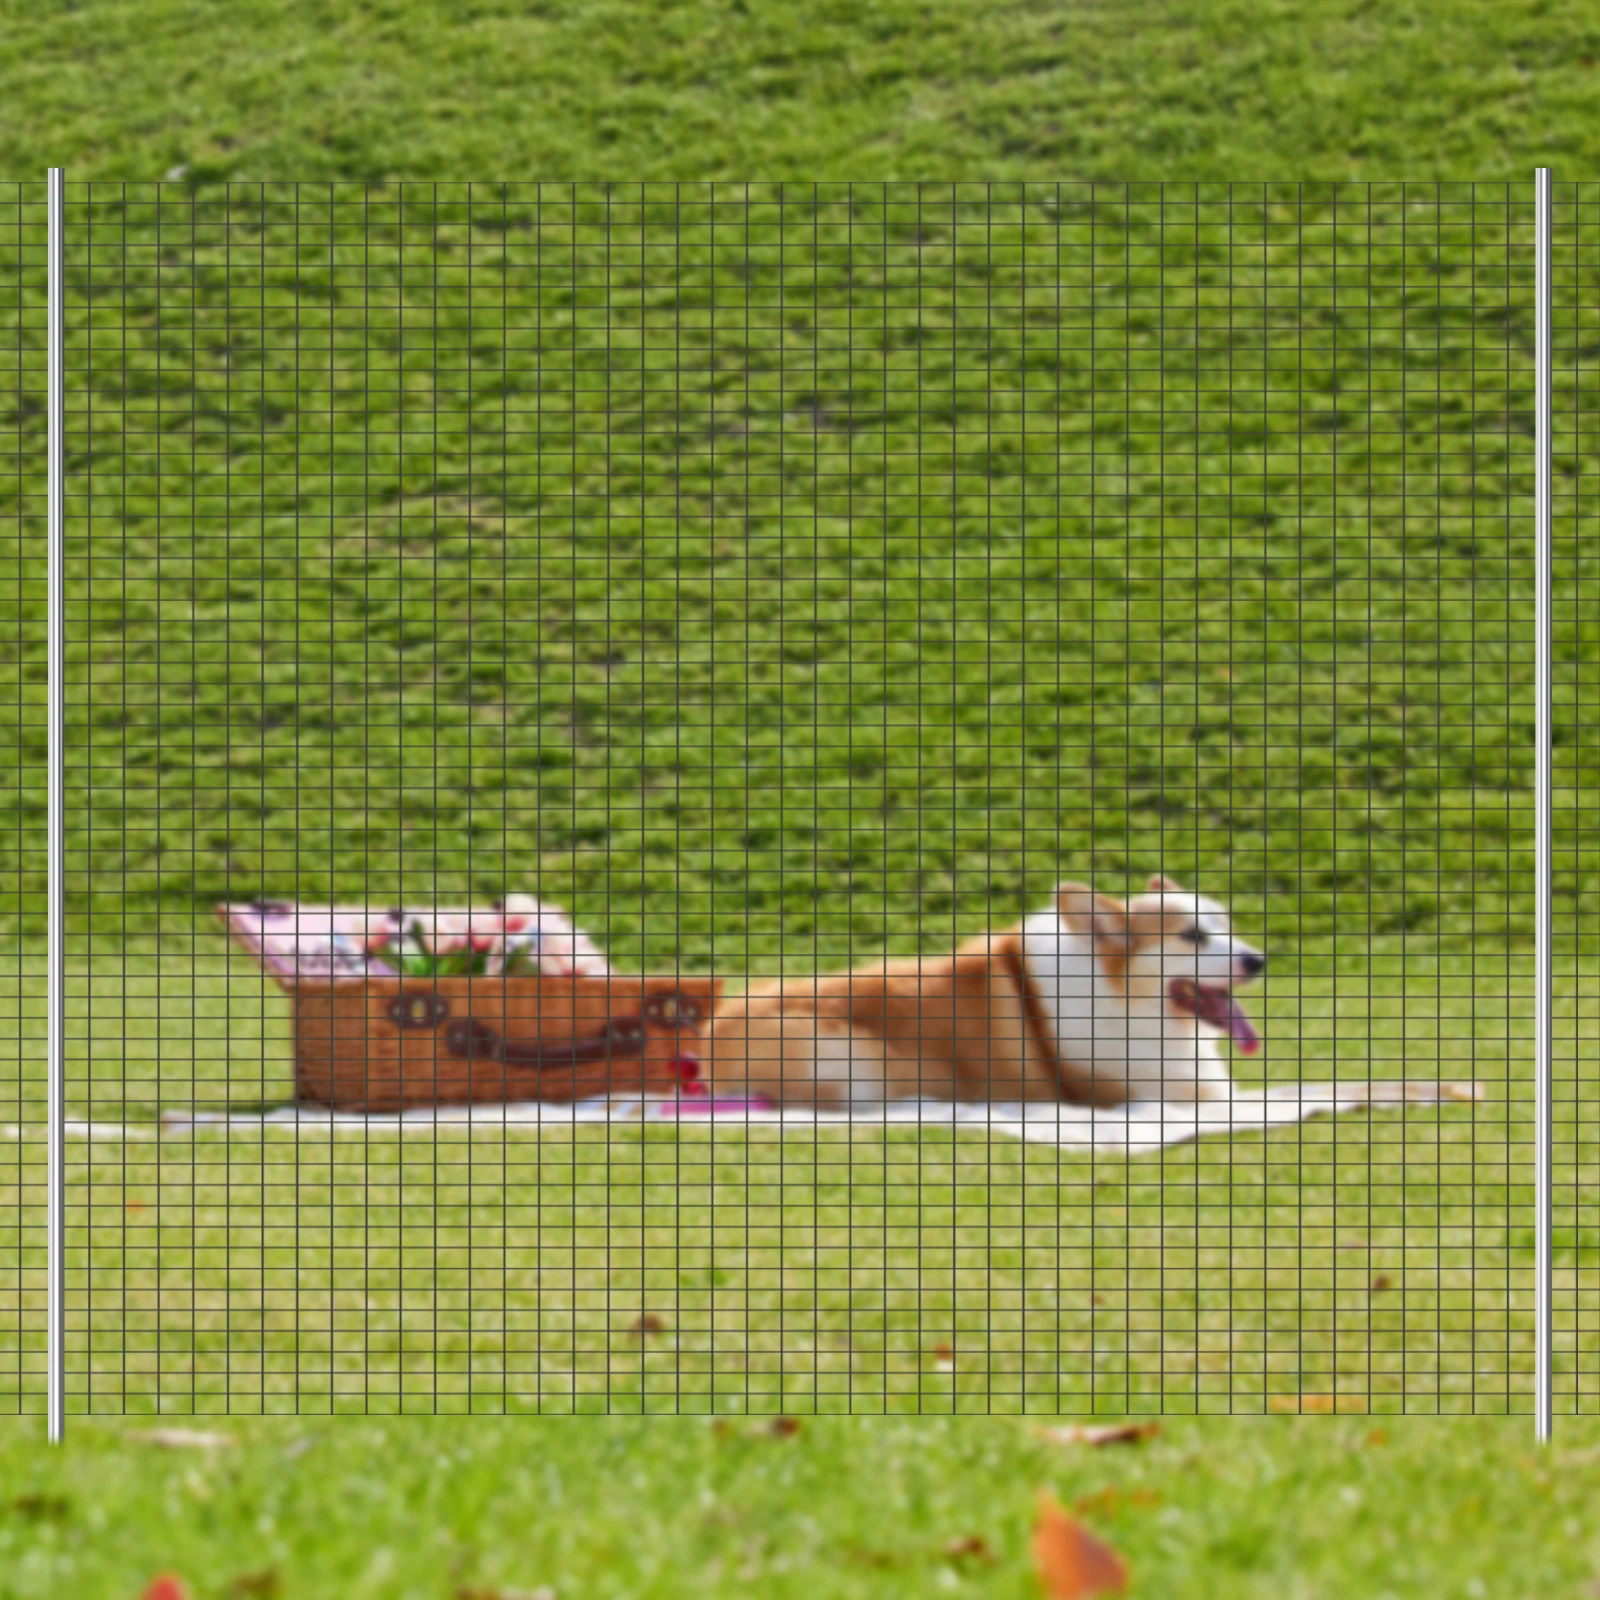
[{"x1": 1240, "y1": 952, "x2": 1266, "y2": 977}]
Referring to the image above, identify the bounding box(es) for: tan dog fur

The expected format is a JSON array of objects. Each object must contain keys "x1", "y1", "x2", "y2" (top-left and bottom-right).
[{"x1": 703, "y1": 876, "x2": 1266, "y2": 1109}]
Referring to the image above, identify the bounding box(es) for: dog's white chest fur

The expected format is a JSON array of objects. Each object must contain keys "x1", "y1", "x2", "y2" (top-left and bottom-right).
[{"x1": 1020, "y1": 908, "x2": 1233, "y2": 1103}]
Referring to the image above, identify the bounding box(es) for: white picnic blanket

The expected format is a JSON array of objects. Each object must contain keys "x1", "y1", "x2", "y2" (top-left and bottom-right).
[{"x1": 151, "y1": 1078, "x2": 1482, "y2": 1155}]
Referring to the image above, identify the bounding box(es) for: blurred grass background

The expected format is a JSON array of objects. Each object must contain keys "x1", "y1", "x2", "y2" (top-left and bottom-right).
[
  {"x1": 0, "y1": 182, "x2": 1549, "y2": 967},
  {"x1": 7, "y1": 1, "x2": 1600, "y2": 963}
]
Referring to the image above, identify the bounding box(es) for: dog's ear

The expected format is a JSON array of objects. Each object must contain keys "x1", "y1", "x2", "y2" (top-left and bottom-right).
[
  {"x1": 1056, "y1": 883, "x2": 1131, "y2": 952},
  {"x1": 1147, "y1": 874, "x2": 1183, "y2": 895}
]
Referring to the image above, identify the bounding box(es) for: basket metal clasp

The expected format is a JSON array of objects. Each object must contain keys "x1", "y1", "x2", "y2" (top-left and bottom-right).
[{"x1": 388, "y1": 991, "x2": 451, "y2": 1031}]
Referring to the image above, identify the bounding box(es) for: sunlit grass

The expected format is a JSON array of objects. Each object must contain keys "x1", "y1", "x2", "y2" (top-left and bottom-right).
[
  {"x1": 0, "y1": 940, "x2": 1541, "y2": 1418},
  {"x1": 2, "y1": 1414, "x2": 1598, "y2": 1599}
]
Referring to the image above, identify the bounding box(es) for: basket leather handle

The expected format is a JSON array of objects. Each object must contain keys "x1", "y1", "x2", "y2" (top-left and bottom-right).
[{"x1": 442, "y1": 1014, "x2": 648, "y2": 1069}]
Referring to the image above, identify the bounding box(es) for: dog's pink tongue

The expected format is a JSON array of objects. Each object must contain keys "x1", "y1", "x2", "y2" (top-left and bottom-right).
[{"x1": 1228, "y1": 996, "x2": 1259, "y2": 1056}]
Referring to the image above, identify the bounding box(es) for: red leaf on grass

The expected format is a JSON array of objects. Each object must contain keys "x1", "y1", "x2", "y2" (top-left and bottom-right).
[
  {"x1": 141, "y1": 1577, "x2": 190, "y2": 1600},
  {"x1": 1032, "y1": 1492, "x2": 1129, "y2": 1598},
  {"x1": 708, "y1": 1416, "x2": 800, "y2": 1440}
]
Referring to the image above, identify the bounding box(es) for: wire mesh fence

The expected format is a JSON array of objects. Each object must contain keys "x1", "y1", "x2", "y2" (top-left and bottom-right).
[
  {"x1": 3, "y1": 179, "x2": 1554, "y2": 1417},
  {"x1": 1553, "y1": 179, "x2": 1600, "y2": 1419},
  {"x1": 0, "y1": 179, "x2": 47, "y2": 1415}
]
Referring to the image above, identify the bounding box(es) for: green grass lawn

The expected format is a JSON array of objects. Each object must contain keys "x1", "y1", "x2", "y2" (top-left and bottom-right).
[
  {"x1": 0, "y1": 0, "x2": 1598, "y2": 1589},
  {"x1": 0, "y1": 941, "x2": 1534, "y2": 1420},
  {"x1": 3, "y1": 1414, "x2": 1600, "y2": 1599},
  {"x1": 0, "y1": 0, "x2": 1595, "y2": 182},
  {"x1": 6, "y1": 7, "x2": 1597, "y2": 959},
  {"x1": 11, "y1": 178, "x2": 1546, "y2": 958}
]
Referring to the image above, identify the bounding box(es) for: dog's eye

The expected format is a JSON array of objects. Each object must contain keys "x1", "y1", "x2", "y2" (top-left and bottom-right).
[{"x1": 1179, "y1": 926, "x2": 1205, "y2": 945}]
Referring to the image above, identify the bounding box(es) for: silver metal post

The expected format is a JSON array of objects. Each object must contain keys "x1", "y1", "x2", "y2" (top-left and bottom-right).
[
  {"x1": 1535, "y1": 166, "x2": 1553, "y2": 1445},
  {"x1": 46, "y1": 167, "x2": 64, "y2": 1444}
]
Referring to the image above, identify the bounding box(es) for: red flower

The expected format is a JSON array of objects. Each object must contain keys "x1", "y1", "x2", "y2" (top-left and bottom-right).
[{"x1": 674, "y1": 1056, "x2": 707, "y2": 1096}]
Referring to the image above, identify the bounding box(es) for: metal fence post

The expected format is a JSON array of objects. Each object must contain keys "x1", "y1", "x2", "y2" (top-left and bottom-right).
[
  {"x1": 1535, "y1": 165, "x2": 1553, "y2": 1445},
  {"x1": 47, "y1": 167, "x2": 64, "y2": 1445}
]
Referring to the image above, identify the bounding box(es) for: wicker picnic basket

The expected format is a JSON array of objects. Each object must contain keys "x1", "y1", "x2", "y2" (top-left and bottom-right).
[{"x1": 291, "y1": 973, "x2": 722, "y2": 1114}]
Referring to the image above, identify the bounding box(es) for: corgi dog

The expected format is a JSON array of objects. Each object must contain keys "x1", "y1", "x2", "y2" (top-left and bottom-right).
[{"x1": 703, "y1": 876, "x2": 1265, "y2": 1109}]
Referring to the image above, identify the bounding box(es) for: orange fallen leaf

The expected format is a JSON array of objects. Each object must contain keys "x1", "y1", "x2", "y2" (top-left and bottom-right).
[
  {"x1": 942, "y1": 1534, "x2": 995, "y2": 1564},
  {"x1": 1033, "y1": 1491, "x2": 1129, "y2": 1597},
  {"x1": 1071, "y1": 1486, "x2": 1160, "y2": 1519},
  {"x1": 1271, "y1": 1393, "x2": 1326, "y2": 1413},
  {"x1": 1034, "y1": 1422, "x2": 1160, "y2": 1450},
  {"x1": 843, "y1": 1547, "x2": 897, "y2": 1568},
  {"x1": 1269, "y1": 1393, "x2": 1367, "y2": 1415},
  {"x1": 141, "y1": 1577, "x2": 190, "y2": 1600},
  {"x1": 709, "y1": 1416, "x2": 800, "y2": 1441},
  {"x1": 1367, "y1": 1428, "x2": 1389, "y2": 1448}
]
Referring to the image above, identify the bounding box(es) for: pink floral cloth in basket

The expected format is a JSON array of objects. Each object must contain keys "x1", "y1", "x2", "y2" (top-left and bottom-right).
[{"x1": 218, "y1": 895, "x2": 611, "y2": 987}]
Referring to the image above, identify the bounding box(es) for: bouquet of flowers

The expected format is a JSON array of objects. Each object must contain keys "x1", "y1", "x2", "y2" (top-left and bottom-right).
[
  {"x1": 220, "y1": 895, "x2": 611, "y2": 985},
  {"x1": 367, "y1": 914, "x2": 547, "y2": 978}
]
